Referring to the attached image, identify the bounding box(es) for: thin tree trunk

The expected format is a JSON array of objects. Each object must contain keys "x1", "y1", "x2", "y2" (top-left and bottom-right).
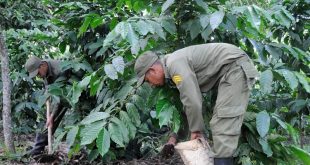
[{"x1": 0, "y1": 30, "x2": 15, "y2": 153}]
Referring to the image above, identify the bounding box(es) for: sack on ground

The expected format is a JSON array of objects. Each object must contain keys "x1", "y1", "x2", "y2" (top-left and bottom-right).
[{"x1": 175, "y1": 138, "x2": 214, "y2": 165}]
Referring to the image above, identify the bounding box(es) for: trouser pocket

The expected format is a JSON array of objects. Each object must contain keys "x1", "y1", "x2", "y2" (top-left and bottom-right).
[
  {"x1": 215, "y1": 66, "x2": 249, "y2": 118},
  {"x1": 237, "y1": 58, "x2": 259, "y2": 90}
]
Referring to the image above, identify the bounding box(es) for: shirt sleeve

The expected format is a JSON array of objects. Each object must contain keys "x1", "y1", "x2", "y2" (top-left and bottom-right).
[{"x1": 168, "y1": 60, "x2": 205, "y2": 132}]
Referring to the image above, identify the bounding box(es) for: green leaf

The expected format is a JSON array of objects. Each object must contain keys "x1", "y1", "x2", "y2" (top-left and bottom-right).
[
  {"x1": 265, "y1": 45, "x2": 282, "y2": 60},
  {"x1": 244, "y1": 122, "x2": 257, "y2": 134},
  {"x1": 259, "y1": 138, "x2": 273, "y2": 157},
  {"x1": 246, "y1": 133, "x2": 262, "y2": 152},
  {"x1": 89, "y1": 41, "x2": 103, "y2": 50},
  {"x1": 281, "y1": 8, "x2": 295, "y2": 23},
  {"x1": 78, "y1": 16, "x2": 92, "y2": 37},
  {"x1": 190, "y1": 19, "x2": 201, "y2": 40},
  {"x1": 240, "y1": 156, "x2": 253, "y2": 165},
  {"x1": 271, "y1": 114, "x2": 287, "y2": 129},
  {"x1": 126, "y1": 23, "x2": 139, "y2": 45},
  {"x1": 249, "y1": 39, "x2": 265, "y2": 64},
  {"x1": 115, "y1": 22, "x2": 129, "y2": 39},
  {"x1": 131, "y1": 41, "x2": 140, "y2": 55},
  {"x1": 235, "y1": 143, "x2": 251, "y2": 157},
  {"x1": 148, "y1": 20, "x2": 166, "y2": 40},
  {"x1": 293, "y1": 47, "x2": 310, "y2": 62},
  {"x1": 68, "y1": 143, "x2": 80, "y2": 159},
  {"x1": 210, "y1": 10, "x2": 225, "y2": 30},
  {"x1": 127, "y1": 23, "x2": 140, "y2": 54},
  {"x1": 162, "y1": 0, "x2": 174, "y2": 12},
  {"x1": 194, "y1": 0, "x2": 208, "y2": 11},
  {"x1": 104, "y1": 64, "x2": 118, "y2": 80},
  {"x1": 88, "y1": 149, "x2": 99, "y2": 162},
  {"x1": 156, "y1": 99, "x2": 169, "y2": 115},
  {"x1": 232, "y1": 6, "x2": 247, "y2": 14},
  {"x1": 268, "y1": 134, "x2": 287, "y2": 143},
  {"x1": 286, "y1": 123, "x2": 299, "y2": 145},
  {"x1": 14, "y1": 102, "x2": 39, "y2": 112},
  {"x1": 260, "y1": 70, "x2": 273, "y2": 94},
  {"x1": 253, "y1": 5, "x2": 274, "y2": 24},
  {"x1": 290, "y1": 146, "x2": 310, "y2": 165},
  {"x1": 199, "y1": 14, "x2": 209, "y2": 29},
  {"x1": 90, "y1": 76, "x2": 102, "y2": 96},
  {"x1": 157, "y1": 104, "x2": 174, "y2": 128},
  {"x1": 96, "y1": 128, "x2": 110, "y2": 157},
  {"x1": 78, "y1": 75, "x2": 91, "y2": 88},
  {"x1": 59, "y1": 41, "x2": 66, "y2": 53},
  {"x1": 246, "y1": 6, "x2": 260, "y2": 29},
  {"x1": 290, "y1": 99, "x2": 307, "y2": 113},
  {"x1": 274, "y1": 10, "x2": 291, "y2": 28},
  {"x1": 133, "y1": 1, "x2": 144, "y2": 12},
  {"x1": 88, "y1": 42, "x2": 102, "y2": 55},
  {"x1": 201, "y1": 25, "x2": 212, "y2": 41},
  {"x1": 108, "y1": 122, "x2": 124, "y2": 147},
  {"x1": 276, "y1": 69, "x2": 298, "y2": 90},
  {"x1": 120, "y1": 111, "x2": 137, "y2": 140},
  {"x1": 96, "y1": 47, "x2": 107, "y2": 57},
  {"x1": 147, "y1": 88, "x2": 160, "y2": 107},
  {"x1": 80, "y1": 112, "x2": 110, "y2": 125},
  {"x1": 90, "y1": 17, "x2": 104, "y2": 29},
  {"x1": 126, "y1": 103, "x2": 141, "y2": 127},
  {"x1": 161, "y1": 18, "x2": 176, "y2": 34},
  {"x1": 72, "y1": 82, "x2": 83, "y2": 104},
  {"x1": 115, "y1": 84, "x2": 133, "y2": 101},
  {"x1": 136, "y1": 20, "x2": 150, "y2": 35},
  {"x1": 53, "y1": 131, "x2": 67, "y2": 152},
  {"x1": 73, "y1": 61, "x2": 93, "y2": 72},
  {"x1": 80, "y1": 121, "x2": 105, "y2": 145},
  {"x1": 103, "y1": 30, "x2": 119, "y2": 47},
  {"x1": 97, "y1": 88, "x2": 108, "y2": 104},
  {"x1": 132, "y1": 94, "x2": 145, "y2": 110},
  {"x1": 279, "y1": 43, "x2": 300, "y2": 59},
  {"x1": 66, "y1": 126, "x2": 79, "y2": 148},
  {"x1": 172, "y1": 109, "x2": 181, "y2": 133},
  {"x1": 295, "y1": 72, "x2": 310, "y2": 93},
  {"x1": 244, "y1": 112, "x2": 257, "y2": 122},
  {"x1": 112, "y1": 56, "x2": 125, "y2": 74},
  {"x1": 109, "y1": 117, "x2": 129, "y2": 147},
  {"x1": 136, "y1": 84, "x2": 152, "y2": 100},
  {"x1": 256, "y1": 110, "x2": 270, "y2": 138}
]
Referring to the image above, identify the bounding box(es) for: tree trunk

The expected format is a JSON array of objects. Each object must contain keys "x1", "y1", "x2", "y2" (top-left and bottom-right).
[{"x1": 0, "y1": 30, "x2": 15, "y2": 153}]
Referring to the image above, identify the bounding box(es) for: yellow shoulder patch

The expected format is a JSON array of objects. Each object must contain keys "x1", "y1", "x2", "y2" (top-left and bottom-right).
[{"x1": 172, "y1": 75, "x2": 183, "y2": 85}]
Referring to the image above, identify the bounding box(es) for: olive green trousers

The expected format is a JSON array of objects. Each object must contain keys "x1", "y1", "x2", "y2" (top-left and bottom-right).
[{"x1": 210, "y1": 57, "x2": 257, "y2": 157}]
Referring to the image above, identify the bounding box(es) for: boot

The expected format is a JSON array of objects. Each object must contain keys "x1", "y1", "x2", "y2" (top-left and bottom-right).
[
  {"x1": 29, "y1": 133, "x2": 48, "y2": 156},
  {"x1": 214, "y1": 157, "x2": 234, "y2": 165}
]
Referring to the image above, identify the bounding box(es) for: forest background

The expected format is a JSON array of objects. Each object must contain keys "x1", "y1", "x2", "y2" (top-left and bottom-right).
[{"x1": 0, "y1": 0, "x2": 310, "y2": 164}]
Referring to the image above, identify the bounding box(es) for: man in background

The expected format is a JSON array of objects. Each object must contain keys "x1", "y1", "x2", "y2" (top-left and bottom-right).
[{"x1": 25, "y1": 56, "x2": 77, "y2": 156}]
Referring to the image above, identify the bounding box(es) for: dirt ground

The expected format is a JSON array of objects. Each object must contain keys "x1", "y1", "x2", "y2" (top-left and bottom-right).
[{"x1": 0, "y1": 131, "x2": 184, "y2": 165}]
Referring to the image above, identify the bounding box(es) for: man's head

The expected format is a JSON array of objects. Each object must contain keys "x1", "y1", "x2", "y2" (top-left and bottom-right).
[
  {"x1": 25, "y1": 56, "x2": 49, "y2": 78},
  {"x1": 134, "y1": 51, "x2": 165, "y2": 87}
]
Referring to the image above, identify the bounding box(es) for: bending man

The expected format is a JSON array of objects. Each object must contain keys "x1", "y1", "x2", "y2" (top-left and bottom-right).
[{"x1": 134, "y1": 43, "x2": 259, "y2": 165}]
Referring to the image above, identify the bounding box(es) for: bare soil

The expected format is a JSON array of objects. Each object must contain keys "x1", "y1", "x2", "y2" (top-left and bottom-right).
[{"x1": 0, "y1": 131, "x2": 184, "y2": 165}]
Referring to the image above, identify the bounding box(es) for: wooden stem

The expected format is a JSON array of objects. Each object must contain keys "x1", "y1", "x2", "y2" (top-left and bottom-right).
[{"x1": 46, "y1": 98, "x2": 53, "y2": 154}]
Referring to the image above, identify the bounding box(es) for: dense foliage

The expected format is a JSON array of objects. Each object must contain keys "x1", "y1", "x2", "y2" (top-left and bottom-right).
[{"x1": 0, "y1": 0, "x2": 309, "y2": 164}]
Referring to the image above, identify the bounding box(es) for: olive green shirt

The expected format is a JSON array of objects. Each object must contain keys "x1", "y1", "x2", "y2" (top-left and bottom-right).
[
  {"x1": 162, "y1": 43, "x2": 249, "y2": 132},
  {"x1": 45, "y1": 60, "x2": 61, "y2": 84}
]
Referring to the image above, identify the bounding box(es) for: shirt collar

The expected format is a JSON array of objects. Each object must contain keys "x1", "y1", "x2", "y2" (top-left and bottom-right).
[
  {"x1": 160, "y1": 55, "x2": 170, "y2": 79},
  {"x1": 46, "y1": 61, "x2": 53, "y2": 78}
]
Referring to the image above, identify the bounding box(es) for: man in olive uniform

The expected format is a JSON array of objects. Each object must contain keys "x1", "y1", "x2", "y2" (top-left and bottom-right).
[
  {"x1": 25, "y1": 56, "x2": 71, "y2": 156},
  {"x1": 134, "y1": 43, "x2": 259, "y2": 165}
]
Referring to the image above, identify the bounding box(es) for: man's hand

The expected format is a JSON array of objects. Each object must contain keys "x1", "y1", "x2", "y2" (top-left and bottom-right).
[
  {"x1": 45, "y1": 115, "x2": 53, "y2": 128},
  {"x1": 161, "y1": 136, "x2": 177, "y2": 158},
  {"x1": 190, "y1": 131, "x2": 203, "y2": 140}
]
